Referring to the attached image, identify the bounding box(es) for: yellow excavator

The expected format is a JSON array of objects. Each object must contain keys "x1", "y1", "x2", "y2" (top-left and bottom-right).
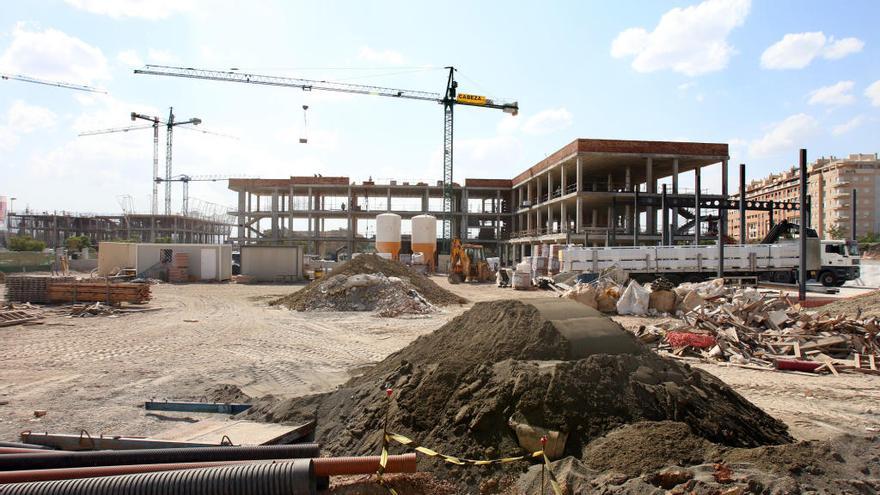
[{"x1": 448, "y1": 238, "x2": 494, "y2": 284}]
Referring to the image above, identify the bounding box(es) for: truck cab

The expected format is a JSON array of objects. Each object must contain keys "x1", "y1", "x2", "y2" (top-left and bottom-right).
[{"x1": 818, "y1": 240, "x2": 860, "y2": 286}]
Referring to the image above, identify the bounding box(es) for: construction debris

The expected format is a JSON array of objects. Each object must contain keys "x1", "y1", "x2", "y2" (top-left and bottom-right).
[
  {"x1": 635, "y1": 285, "x2": 880, "y2": 374},
  {"x1": 272, "y1": 254, "x2": 465, "y2": 314},
  {"x1": 67, "y1": 302, "x2": 117, "y2": 317},
  {"x1": 0, "y1": 309, "x2": 43, "y2": 327}
]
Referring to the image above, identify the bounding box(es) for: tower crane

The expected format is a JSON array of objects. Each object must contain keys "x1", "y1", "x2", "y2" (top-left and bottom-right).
[
  {"x1": 134, "y1": 64, "x2": 519, "y2": 253},
  {"x1": 155, "y1": 174, "x2": 250, "y2": 216},
  {"x1": 78, "y1": 108, "x2": 234, "y2": 215},
  {"x1": 1, "y1": 72, "x2": 107, "y2": 93}
]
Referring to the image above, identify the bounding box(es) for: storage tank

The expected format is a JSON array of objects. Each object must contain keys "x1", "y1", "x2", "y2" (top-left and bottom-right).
[
  {"x1": 411, "y1": 214, "x2": 437, "y2": 269},
  {"x1": 375, "y1": 213, "x2": 402, "y2": 260}
]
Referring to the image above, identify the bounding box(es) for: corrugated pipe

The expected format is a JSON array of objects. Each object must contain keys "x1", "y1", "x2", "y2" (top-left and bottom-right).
[
  {"x1": 0, "y1": 461, "x2": 315, "y2": 495},
  {"x1": 0, "y1": 444, "x2": 320, "y2": 471},
  {"x1": 313, "y1": 453, "x2": 417, "y2": 476},
  {"x1": 0, "y1": 454, "x2": 417, "y2": 484}
]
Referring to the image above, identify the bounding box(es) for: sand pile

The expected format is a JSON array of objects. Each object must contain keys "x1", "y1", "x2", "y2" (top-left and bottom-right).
[
  {"x1": 272, "y1": 255, "x2": 465, "y2": 314},
  {"x1": 517, "y1": 421, "x2": 880, "y2": 494},
  {"x1": 245, "y1": 299, "x2": 792, "y2": 489}
]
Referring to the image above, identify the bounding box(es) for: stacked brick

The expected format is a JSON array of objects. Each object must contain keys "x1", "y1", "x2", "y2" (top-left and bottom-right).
[{"x1": 168, "y1": 253, "x2": 190, "y2": 283}]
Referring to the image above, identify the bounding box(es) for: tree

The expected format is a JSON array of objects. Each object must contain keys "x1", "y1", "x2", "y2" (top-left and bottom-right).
[
  {"x1": 8, "y1": 235, "x2": 46, "y2": 252},
  {"x1": 859, "y1": 232, "x2": 880, "y2": 244},
  {"x1": 65, "y1": 235, "x2": 92, "y2": 251},
  {"x1": 826, "y1": 225, "x2": 846, "y2": 240}
]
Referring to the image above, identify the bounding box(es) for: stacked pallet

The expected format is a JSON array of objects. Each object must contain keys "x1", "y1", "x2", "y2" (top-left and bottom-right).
[
  {"x1": 5, "y1": 275, "x2": 75, "y2": 303},
  {"x1": 0, "y1": 309, "x2": 43, "y2": 327},
  {"x1": 46, "y1": 281, "x2": 151, "y2": 304},
  {"x1": 168, "y1": 253, "x2": 190, "y2": 283}
]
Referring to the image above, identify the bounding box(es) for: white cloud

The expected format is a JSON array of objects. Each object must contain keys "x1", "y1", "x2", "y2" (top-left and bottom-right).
[
  {"x1": 116, "y1": 49, "x2": 144, "y2": 67},
  {"x1": 610, "y1": 0, "x2": 750, "y2": 76},
  {"x1": 0, "y1": 23, "x2": 109, "y2": 84},
  {"x1": 749, "y1": 113, "x2": 820, "y2": 157},
  {"x1": 521, "y1": 108, "x2": 573, "y2": 136},
  {"x1": 677, "y1": 81, "x2": 696, "y2": 91},
  {"x1": 0, "y1": 100, "x2": 57, "y2": 151},
  {"x1": 831, "y1": 115, "x2": 865, "y2": 136},
  {"x1": 808, "y1": 80, "x2": 855, "y2": 106},
  {"x1": 866, "y1": 80, "x2": 880, "y2": 107},
  {"x1": 64, "y1": 0, "x2": 193, "y2": 20},
  {"x1": 357, "y1": 46, "x2": 406, "y2": 65},
  {"x1": 823, "y1": 37, "x2": 865, "y2": 60},
  {"x1": 760, "y1": 32, "x2": 864, "y2": 70}
]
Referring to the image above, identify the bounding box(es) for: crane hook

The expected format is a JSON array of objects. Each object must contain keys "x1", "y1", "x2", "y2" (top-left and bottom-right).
[{"x1": 299, "y1": 104, "x2": 309, "y2": 144}]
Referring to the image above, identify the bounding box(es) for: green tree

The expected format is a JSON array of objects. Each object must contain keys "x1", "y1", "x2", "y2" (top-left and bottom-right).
[
  {"x1": 8, "y1": 235, "x2": 47, "y2": 252},
  {"x1": 155, "y1": 236, "x2": 173, "y2": 244},
  {"x1": 826, "y1": 225, "x2": 846, "y2": 240},
  {"x1": 859, "y1": 232, "x2": 880, "y2": 244},
  {"x1": 65, "y1": 235, "x2": 92, "y2": 251}
]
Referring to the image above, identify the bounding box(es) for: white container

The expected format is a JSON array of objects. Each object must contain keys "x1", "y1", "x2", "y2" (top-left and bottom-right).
[
  {"x1": 516, "y1": 261, "x2": 531, "y2": 273},
  {"x1": 376, "y1": 213, "x2": 402, "y2": 260},
  {"x1": 411, "y1": 215, "x2": 437, "y2": 269},
  {"x1": 512, "y1": 271, "x2": 531, "y2": 290}
]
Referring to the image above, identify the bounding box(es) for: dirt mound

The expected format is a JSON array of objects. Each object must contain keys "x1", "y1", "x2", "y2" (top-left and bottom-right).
[
  {"x1": 272, "y1": 255, "x2": 465, "y2": 312},
  {"x1": 204, "y1": 384, "x2": 251, "y2": 403},
  {"x1": 815, "y1": 289, "x2": 880, "y2": 319},
  {"x1": 244, "y1": 300, "x2": 791, "y2": 489},
  {"x1": 581, "y1": 421, "x2": 720, "y2": 476},
  {"x1": 517, "y1": 426, "x2": 880, "y2": 495}
]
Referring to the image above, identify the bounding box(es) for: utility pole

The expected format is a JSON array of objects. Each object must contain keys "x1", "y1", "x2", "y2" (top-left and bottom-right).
[{"x1": 799, "y1": 149, "x2": 808, "y2": 302}]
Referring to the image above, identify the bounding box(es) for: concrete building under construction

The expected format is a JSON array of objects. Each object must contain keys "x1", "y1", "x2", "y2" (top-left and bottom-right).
[
  {"x1": 230, "y1": 138, "x2": 731, "y2": 263},
  {"x1": 6, "y1": 212, "x2": 231, "y2": 248}
]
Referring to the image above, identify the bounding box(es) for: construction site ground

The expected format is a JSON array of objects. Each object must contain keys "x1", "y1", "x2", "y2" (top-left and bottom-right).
[{"x1": 1, "y1": 278, "x2": 878, "y2": 448}]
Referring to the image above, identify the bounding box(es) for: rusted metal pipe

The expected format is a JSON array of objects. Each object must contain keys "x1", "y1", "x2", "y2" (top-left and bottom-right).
[
  {"x1": 0, "y1": 444, "x2": 320, "y2": 471},
  {"x1": 0, "y1": 442, "x2": 53, "y2": 451},
  {"x1": 313, "y1": 453, "x2": 417, "y2": 476},
  {"x1": 0, "y1": 461, "x2": 316, "y2": 495},
  {"x1": 0, "y1": 454, "x2": 417, "y2": 484}
]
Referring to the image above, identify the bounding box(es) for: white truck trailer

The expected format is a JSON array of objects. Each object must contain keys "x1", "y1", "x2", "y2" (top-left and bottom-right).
[{"x1": 559, "y1": 237, "x2": 859, "y2": 287}]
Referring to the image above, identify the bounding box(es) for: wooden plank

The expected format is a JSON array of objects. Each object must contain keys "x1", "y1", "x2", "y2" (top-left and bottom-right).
[
  {"x1": 152, "y1": 419, "x2": 315, "y2": 446},
  {"x1": 870, "y1": 354, "x2": 877, "y2": 371}
]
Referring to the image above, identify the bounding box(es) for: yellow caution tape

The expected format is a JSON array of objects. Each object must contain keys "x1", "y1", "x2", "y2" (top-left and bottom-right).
[
  {"x1": 386, "y1": 432, "x2": 544, "y2": 466},
  {"x1": 542, "y1": 451, "x2": 564, "y2": 495}
]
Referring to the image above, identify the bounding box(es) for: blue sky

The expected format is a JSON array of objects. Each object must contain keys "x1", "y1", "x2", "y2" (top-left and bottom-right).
[{"x1": 1, "y1": 0, "x2": 879, "y2": 215}]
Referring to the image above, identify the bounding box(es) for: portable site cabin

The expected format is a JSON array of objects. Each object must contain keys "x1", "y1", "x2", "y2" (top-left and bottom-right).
[
  {"x1": 97, "y1": 242, "x2": 232, "y2": 281},
  {"x1": 240, "y1": 245, "x2": 304, "y2": 282}
]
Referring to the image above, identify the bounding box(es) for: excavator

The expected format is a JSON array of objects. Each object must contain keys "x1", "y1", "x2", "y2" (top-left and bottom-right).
[{"x1": 448, "y1": 238, "x2": 494, "y2": 284}]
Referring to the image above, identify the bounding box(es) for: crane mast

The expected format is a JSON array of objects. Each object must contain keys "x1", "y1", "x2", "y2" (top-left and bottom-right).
[{"x1": 134, "y1": 64, "x2": 518, "y2": 253}]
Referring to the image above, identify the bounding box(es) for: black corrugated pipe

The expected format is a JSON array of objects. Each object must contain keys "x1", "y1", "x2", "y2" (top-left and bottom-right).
[
  {"x1": 0, "y1": 461, "x2": 315, "y2": 495},
  {"x1": 0, "y1": 444, "x2": 320, "y2": 471}
]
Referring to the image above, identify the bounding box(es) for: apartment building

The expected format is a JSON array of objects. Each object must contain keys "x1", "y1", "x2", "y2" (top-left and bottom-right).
[{"x1": 728, "y1": 153, "x2": 880, "y2": 241}]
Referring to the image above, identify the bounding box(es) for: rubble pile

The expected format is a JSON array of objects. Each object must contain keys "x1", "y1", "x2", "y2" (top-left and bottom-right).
[
  {"x1": 275, "y1": 272, "x2": 436, "y2": 317},
  {"x1": 635, "y1": 284, "x2": 880, "y2": 374},
  {"x1": 244, "y1": 299, "x2": 793, "y2": 490},
  {"x1": 272, "y1": 254, "x2": 465, "y2": 315}
]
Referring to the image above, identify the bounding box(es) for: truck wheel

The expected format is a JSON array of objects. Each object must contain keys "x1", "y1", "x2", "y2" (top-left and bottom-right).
[
  {"x1": 834, "y1": 280, "x2": 846, "y2": 287},
  {"x1": 819, "y1": 271, "x2": 837, "y2": 287}
]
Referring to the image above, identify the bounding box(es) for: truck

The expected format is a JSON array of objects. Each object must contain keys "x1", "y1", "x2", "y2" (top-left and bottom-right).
[{"x1": 558, "y1": 221, "x2": 860, "y2": 287}]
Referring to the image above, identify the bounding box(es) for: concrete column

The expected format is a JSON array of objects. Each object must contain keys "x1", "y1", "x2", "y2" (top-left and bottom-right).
[
  {"x1": 575, "y1": 197, "x2": 582, "y2": 234},
  {"x1": 576, "y1": 156, "x2": 583, "y2": 192},
  {"x1": 625, "y1": 166, "x2": 631, "y2": 190},
  {"x1": 560, "y1": 201, "x2": 566, "y2": 234},
  {"x1": 624, "y1": 204, "x2": 630, "y2": 233},
  {"x1": 422, "y1": 188, "x2": 429, "y2": 213},
  {"x1": 386, "y1": 187, "x2": 391, "y2": 211},
  {"x1": 646, "y1": 158, "x2": 655, "y2": 234},
  {"x1": 672, "y1": 158, "x2": 679, "y2": 236},
  {"x1": 546, "y1": 205, "x2": 552, "y2": 233},
  {"x1": 237, "y1": 190, "x2": 245, "y2": 244},
  {"x1": 548, "y1": 172, "x2": 554, "y2": 200},
  {"x1": 288, "y1": 187, "x2": 294, "y2": 239},
  {"x1": 718, "y1": 159, "x2": 728, "y2": 276},
  {"x1": 607, "y1": 173, "x2": 613, "y2": 192},
  {"x1": 561, "y1": 163, "x2": 567, "y2": 196},
  {"x1": 271, "y1": 189, "x2": 279, "y2": 240},
  {"x1": 461, "y1": 187, "x2": 469, "y2": 240},
  {"x1": 591, "y1": 209, "x2": 597, "y2": 228},
  {"x1": 694, "y1": 166, "x2": 701, "y2": 245}
]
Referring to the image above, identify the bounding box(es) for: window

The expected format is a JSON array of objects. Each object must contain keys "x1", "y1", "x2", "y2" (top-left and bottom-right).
[{"x1": 160, "y1": 249, "x2": 173, "y2": 263}]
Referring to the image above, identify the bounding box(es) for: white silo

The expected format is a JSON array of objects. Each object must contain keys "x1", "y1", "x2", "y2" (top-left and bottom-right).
[
  {"x1": 411, "y1": 214, "x2": 437, "y2": 270},
  {"x1": 376, "y1": 213, "x2": 402, "y2": 260}
]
